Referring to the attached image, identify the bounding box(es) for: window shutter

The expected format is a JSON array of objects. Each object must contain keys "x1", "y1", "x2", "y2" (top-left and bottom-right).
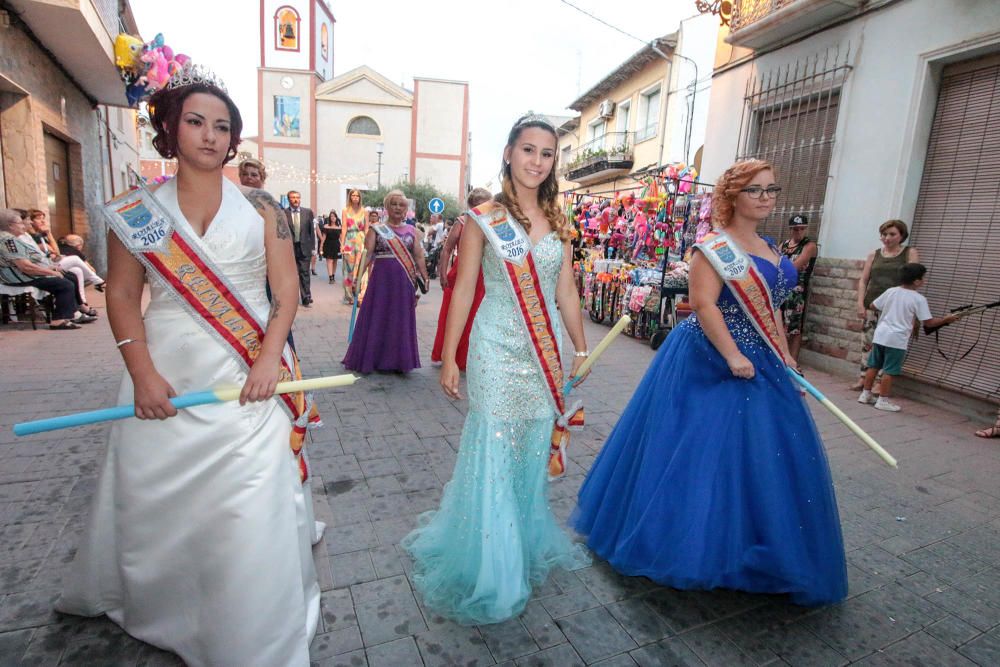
[{"x1": 904, "y1": 55, "x2": 1000, "y2": 400}]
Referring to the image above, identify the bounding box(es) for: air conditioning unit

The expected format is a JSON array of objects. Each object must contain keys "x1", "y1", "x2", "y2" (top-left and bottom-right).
[{"x1": 598, "y1": 99, "x2": 615, "y2": 119}]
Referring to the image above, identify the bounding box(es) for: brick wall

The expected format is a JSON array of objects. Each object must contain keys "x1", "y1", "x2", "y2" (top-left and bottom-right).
[
  {"x1": 0, "y1": 19, "x2": 108, "y2": 271},
  {"x1": 802, "y1": 257, "x2": 866, "y2": 367}
]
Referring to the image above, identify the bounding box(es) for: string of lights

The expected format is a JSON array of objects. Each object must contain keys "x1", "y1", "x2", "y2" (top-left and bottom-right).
[{"x1": 246, "y1": 155, "x2": 377, "y2": 186}]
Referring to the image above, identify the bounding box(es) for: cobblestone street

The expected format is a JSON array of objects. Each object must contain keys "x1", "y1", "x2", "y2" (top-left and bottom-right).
[{"x1": 1, "y1": 273, "x2": 999, "y2": 666}]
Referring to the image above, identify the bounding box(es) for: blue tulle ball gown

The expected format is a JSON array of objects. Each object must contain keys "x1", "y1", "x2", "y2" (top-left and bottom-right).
[{"x1": 572, "y1": 251, "x2": 847, "y2": 606}]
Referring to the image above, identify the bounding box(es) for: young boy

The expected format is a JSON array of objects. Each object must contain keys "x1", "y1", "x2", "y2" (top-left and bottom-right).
[{"x1": 858, "y1": 263, "x2": 958, "y2": 411}]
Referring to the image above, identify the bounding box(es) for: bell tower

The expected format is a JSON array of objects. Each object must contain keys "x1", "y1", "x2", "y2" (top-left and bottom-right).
[{"x1": 257, "y1": 0, "x2": 335, "y2": 208}]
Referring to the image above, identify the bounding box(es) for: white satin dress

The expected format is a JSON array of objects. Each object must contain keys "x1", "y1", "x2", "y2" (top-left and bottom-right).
[{"x1": 57, "y1": 179, "x2": 320, "y2": 666}]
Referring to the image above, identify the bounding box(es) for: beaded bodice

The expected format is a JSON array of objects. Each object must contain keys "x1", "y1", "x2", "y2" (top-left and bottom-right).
[
  {"x1": 685, "y1": 253, "x2": 797, "y2": 353},
  {"x1": 468, "y1": 231, "x2": 565, "y2": 420}
]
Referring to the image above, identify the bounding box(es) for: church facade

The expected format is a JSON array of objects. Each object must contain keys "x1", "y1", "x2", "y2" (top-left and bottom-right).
[{"x1": 256, "y1": 0, "x2": 469, "y2": 213}]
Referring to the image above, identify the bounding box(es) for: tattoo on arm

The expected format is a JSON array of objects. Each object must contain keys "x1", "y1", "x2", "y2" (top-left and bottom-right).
[
  {"x1": 268, "y1": 293, "x2": 281, "y2": 323},
  {"x1": 244, "y1": 189, "x2": 292, "y2": 240}
]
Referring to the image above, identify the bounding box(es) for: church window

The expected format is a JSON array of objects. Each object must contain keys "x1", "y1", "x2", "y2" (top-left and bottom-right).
[
  {"x1": 347, "y1": 116, "x2": 381, "y2": 136},
  {"x1": 275, "y1": 6, "x2": 301, "y2": 51}
]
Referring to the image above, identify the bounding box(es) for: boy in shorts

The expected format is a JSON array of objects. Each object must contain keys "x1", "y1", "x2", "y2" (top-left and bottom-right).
[{"x1": 858, "y1": 263, "x2": 958, "y2": 411}]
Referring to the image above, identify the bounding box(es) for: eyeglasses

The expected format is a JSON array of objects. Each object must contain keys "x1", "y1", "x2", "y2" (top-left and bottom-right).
[{"x1": 740, "y1": 186, "x2": 782, "y2": 199}]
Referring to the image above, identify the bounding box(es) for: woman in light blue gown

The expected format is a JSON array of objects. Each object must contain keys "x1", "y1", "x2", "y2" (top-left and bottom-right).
[{"x1": 402, "y1": 115, "x2": 591, "y2": 625}]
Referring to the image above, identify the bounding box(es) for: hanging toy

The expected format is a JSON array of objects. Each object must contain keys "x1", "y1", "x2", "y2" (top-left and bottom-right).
[
  {"x1": 114, "y1": 34, "x2": 145, "y2": 74},
  {"x1": 139, "y1": 48, "x2": 171, "y2": 91}
]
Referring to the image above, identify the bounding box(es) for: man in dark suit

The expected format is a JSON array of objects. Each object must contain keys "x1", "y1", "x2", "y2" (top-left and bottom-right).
[{"x1": 285, "y1": 190, "x2": 315, "y2": 307}]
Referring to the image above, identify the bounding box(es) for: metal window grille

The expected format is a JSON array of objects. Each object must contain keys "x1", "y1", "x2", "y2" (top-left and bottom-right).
[{"x1": 736, "y1": 44, "x2": 852, "y2": 243}]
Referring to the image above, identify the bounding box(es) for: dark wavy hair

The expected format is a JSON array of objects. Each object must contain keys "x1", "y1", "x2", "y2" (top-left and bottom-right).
[{"x1": 148, "y1": 83, "x2": 243, "y2": 164}]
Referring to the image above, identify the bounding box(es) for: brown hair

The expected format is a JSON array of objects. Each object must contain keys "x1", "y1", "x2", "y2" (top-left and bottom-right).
[
  {"x1": 711, "y1": 159, "x2": 776, "y2": 227},
  {"x1": 148, "y1": 83, "x2": 243, "y2": 164},
  {"x1": 879, "y1": 219, "x2": 909, "y2": 242},
  {"x1": 28, "y1": 209, "x2": 45, "y2": 221},
  {"x1": 346, "y1": 189, "x2": 364, "y2": 213},
  {"x1": 467, "y1": 187, "x2": 492, "y2": 208},
  {"x1": 496, "y1": 115, "x2": 574, "y2": 242}
]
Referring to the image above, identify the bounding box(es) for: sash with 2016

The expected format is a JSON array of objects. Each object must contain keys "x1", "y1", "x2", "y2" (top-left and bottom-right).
[
  {"x1": 372, "y1": 223, "x2": 418, "y2": 287},
  {"x1": 695, "y1": 231, "x2": 790, "y2": 366},
  {"x1": 103, "y1": 184, "x2": 321, "y2": 482},
  {"x1": 469, "y1": 202, "x2": 584, "y2": 479}
]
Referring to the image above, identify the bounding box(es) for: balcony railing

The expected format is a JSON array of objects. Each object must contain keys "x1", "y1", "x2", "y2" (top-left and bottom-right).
[
  {"x1": 562, "y1": 132, "x2": 634, "y2": 183},
  {"x1": 728, "y1": 0, "x2": 864, "y2": 48},
  {"x1": 92, "y1": 0, "x2": 123, "y2": 37},
  {"x1": 730, "y1": 0, "x2": 797, "y2": 32}
]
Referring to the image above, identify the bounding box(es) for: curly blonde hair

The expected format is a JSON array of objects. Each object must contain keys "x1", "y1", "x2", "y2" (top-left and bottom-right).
[
  {"x1": 711, "y1": 159, "x2": 776, "y2": 227},
  {"x1": 495, "y1": 115, "x2": 575, "y2": 242}
]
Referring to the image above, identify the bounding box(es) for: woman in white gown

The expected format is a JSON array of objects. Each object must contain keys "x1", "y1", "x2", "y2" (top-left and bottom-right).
[{"x1": 56, "y1": 77, "x2": 320, "y2": 666}]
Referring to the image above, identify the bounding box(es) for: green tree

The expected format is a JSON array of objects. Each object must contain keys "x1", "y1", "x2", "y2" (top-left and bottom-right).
[{"x1": 362, "y1": 180, "x2": 462, "y2": 223}]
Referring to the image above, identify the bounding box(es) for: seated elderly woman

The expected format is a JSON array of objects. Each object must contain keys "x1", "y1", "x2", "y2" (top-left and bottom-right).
[
  {"x1": 28, "y1": 210, "x2": 105, "y2": 303},
  {"x1": 0, "y1": 208, "x2": 95, "y2": 329},
  {"x1": 58, "y1": 234, "x2": 106, "y2": 292}
]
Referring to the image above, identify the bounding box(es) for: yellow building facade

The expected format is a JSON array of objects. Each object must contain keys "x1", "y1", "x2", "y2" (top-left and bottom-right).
[{"x1": 557, "y1": 36, "x2": 676, "y2": 197}]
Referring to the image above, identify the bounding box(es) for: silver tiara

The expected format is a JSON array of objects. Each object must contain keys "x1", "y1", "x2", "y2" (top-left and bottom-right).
[
  {"x1": 166, "y1": 62, "x2": 228, "y2": 93},
  {"x1": 514, "y1": 112, "x2": 555, "y2": 129}
]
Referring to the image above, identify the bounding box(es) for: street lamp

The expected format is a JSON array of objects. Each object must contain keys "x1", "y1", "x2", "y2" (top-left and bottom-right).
[{"x1": 376, "y1": 142, "x2": 384, "y2": 189}]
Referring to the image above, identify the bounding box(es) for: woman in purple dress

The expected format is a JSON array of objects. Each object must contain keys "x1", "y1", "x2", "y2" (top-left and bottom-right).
[{"x1": 342, "y1": 189, "x2": 429, "y2": 373}]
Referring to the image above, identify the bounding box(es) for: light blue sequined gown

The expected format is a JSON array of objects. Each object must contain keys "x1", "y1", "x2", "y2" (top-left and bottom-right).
[{"x1": 402, "y1": 231, "x2": 590, "y2": 625}]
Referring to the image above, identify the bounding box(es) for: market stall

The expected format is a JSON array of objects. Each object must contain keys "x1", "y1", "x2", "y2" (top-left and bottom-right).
[{"x1": 568, "y1": 165, "x2": 713, "y2": 346}]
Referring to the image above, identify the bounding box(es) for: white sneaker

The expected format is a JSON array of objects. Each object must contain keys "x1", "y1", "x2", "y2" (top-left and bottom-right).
[
  {"x1": 311, "y1": 520, "x2": 326, "y2": 545},
  {"x1": 874, "y1": 397, "x2": 901, "y2": 412},
  {"x1": 857, "y1": 390, "x2": 876, "y2": 405}
]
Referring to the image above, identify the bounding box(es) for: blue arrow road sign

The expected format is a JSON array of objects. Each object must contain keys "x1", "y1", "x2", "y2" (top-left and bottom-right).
[{"x1": 428, "y1": 197, "x2": 445, "y2": 214}]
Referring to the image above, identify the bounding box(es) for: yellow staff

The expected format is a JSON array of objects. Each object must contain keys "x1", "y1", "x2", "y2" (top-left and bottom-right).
[{"x1": 564, "y1": 314, "x2": 632, "y2": 393}]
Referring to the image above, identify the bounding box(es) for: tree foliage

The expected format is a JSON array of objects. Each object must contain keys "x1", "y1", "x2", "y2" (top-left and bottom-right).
[{"x1": 361, "y1": 180, "x2": 463, "y2": 223}]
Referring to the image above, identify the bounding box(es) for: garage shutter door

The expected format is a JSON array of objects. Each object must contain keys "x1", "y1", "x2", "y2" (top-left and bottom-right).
[{"x1": 904, "y1": 54, "x2": 1000, "y2": 401}]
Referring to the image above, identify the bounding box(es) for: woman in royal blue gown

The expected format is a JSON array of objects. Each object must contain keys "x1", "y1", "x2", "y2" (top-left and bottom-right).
[{"x1": 573, "y1": 160, "x2": 847, "y2": 606}]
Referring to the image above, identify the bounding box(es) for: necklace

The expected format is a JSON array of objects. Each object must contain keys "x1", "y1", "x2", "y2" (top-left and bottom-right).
[{"x1": 881, "y1": 245, "x2": 904, "y2": 258}]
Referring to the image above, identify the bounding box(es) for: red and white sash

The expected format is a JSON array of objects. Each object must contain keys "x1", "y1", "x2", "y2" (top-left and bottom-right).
[
  {"x1": 469, "y1": 202, "x2": 584, "y2": 479},
  {"x1": 696, "y1": 231, "x2": 790, "y2": 366},
  {"x1": 372, "y1": 223, "x2": 417, "y2": 287},
  {"x1": 103, "y1": 183, "x2": 321, "y2": 481}
]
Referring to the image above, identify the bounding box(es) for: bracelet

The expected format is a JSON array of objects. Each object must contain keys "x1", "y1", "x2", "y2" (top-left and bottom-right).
[
  {"x1": 574, "y1": 350, "x2": 590, "y2": 358},
  {"x1": 115, "y1": 338, "x2": 145, "y2": 348}
]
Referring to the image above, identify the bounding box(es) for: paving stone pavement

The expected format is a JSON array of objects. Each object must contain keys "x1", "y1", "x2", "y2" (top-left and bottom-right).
[{"x1": 1, "y1": 264, "x2": 999, "y2": 666}]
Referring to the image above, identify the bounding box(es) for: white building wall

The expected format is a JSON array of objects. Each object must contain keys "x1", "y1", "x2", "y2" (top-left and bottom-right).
[
  {"x1": 262, "y1": 70, "x2": 313, "y2": 147},
  {"x1": 700, "y1": 0, "x2": 1000, "y2": 260},
  {"x1": 414, "y1": 79, "x2": 465, "y2": 156},
  {"x1": 315, "y1": 100, "x2": 412, "y2": 211},
  {"x1": 265, "y1": 145, "x2": 312, "y2": 208},
  {"x1": 99, "y1": 106, "x2": 140, "y2": 201},
  {"x1": 662, "y1": 13, "x2": 717, "y2": 166},
  {"x1": 413, "y1": 157, "x2": 462, "y2": 199}
]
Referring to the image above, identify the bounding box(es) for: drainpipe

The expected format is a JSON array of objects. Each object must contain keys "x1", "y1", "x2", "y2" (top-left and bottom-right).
[
  {"x1": 99, "y1": 106, "x2": 116, "y2": 199},
  {"x1": 650, "y1": 44, "x2": 698, "y2": 167}
]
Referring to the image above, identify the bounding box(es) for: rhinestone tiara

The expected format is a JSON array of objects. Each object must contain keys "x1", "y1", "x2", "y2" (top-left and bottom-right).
[
  {"x1": 514, "y1": 112, "x2": 555, "y2": 130},
  {"x1": 166, "y1": 62, "x2": 228, "y2": 93}
]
